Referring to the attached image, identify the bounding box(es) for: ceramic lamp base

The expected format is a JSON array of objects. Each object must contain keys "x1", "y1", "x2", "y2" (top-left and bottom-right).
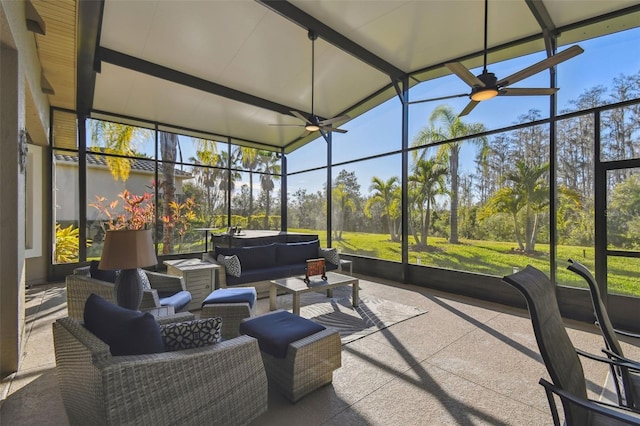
[{"x1": 114, "y1": 268, "x2": 144, "y2": 310}]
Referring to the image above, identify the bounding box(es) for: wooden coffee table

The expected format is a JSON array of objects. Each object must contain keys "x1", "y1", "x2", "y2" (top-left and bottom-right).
[{"x1": 269, "y1": 271, "x2": 359, "y2": 315}]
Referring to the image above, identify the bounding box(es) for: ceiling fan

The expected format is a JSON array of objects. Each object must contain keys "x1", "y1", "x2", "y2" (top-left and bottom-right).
[
  {"x1": 270, "y1": 29, "x2": 349, "y2": 135},
  {"x1": 410, "y1": 0, "x2": 584, "y2": 117}
]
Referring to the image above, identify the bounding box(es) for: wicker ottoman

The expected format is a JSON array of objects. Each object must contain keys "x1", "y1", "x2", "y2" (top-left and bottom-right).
[
  {"x1": 201, "y1": 287, "x2": 257, "y2": 340},
  {"x1": 240, "y1": 309, "x2": 341, "y2": 402}
]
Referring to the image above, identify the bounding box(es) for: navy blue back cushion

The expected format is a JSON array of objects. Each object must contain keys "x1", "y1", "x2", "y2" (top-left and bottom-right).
[
  {"x1": 216, "y1": 244, "x2": 277, "y2": 270},
  {"x1": 240, "y1": 310, "x2": 325, "y2": 358},
  {"x1": 89, "y1": 260, "x2": 117, "y2": 283},
  {"x1": 83, "y1": 293, "x2": 164, "y2": 356},
  {"x1": 276, "y1": 240, "x2": 320, "y2": 265}
]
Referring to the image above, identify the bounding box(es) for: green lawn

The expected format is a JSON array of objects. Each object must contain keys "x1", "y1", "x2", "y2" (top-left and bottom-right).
[{"x1": 288, "y1": 228, "x2": 640, "y2": 297}]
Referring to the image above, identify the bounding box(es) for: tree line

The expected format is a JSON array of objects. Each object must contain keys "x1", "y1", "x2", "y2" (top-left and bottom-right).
[{"x1": 287, "y1": 71, "x2": 640, "y2": 253}]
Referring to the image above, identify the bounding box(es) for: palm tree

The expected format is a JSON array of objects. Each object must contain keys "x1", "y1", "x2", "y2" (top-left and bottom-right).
[
  {"x1": 482, "y1": 160, "x2": 550, "y2": 253},
  {"x1": 217, "y1": 148, "x2": 242, "y2": 214},
  {"x1": 189, "y1": 139, "x2": 221, "y2": 226},
  {"x1": 504, "y1": 161, "x2": 550, "y2": 253},
  {"x1": 408, "y1": 158, "x2": 448, "y2": 247},
  {"x1": 159, "y1": 132, "x2": 179, "y2": 254},
  {"x1": 413, "y1": 105, "x2": 486, "y2": 244},
  {"x1": 89, "y1": 120, "x2": 150, "y2": 181},
  {"x1": 365, "y1": 176, "x2": 400, "y2": 242},
  {"x1": 332, "y1": 183, "x2": 356, "y2": 240},
  {"x1": 240, "y1": 147, "x2": 259, "y2": 226},
  {"x1": 256, "y1": 151, "x2": 281, "y2": 229},
  {"x1": 479, "y1": 186, "x2": 526, "y2": 250}
]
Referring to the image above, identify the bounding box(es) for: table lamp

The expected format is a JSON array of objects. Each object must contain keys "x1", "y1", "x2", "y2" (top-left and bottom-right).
[{"x1": 99, "y1": 229, "x2": 157, "y2": 310}]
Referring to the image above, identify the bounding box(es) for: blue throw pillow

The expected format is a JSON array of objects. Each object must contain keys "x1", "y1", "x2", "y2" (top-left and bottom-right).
[
  {"x1": 89, "y1": 260, "x2": 117, "y2": 283},
  {"x1": 83, "y1": 293, "x2": 164, "y2": 356}
]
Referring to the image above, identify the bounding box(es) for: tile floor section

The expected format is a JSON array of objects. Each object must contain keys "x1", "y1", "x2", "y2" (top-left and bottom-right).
[{"x1": 1, "y1": 275, "x2": 639, "y2": 425}]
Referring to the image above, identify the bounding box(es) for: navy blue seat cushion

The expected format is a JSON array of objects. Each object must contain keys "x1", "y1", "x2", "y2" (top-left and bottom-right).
[
  {"x1": 202, "y1": 287, "x2": 257, "y2": 308},
  {"x1": 89, "y1": 260, "x2": 117, "y2": 283},
  {"x1": 275, "y1": 240, "x2": 320, "y2": 265},
  {"x1": 225, "y1": 264, "x2": 303, "y2": 286},
  {"x1": 83, "y1": 293, "x2": 164, "y2": 356},
  {"x1": 239, "y1": 310, "x2": 326, "y2": 358},
  {"x1": 216, "y1": 244, "x2": 277, "y2": 271},
  {"x1": 224, "y1": 262, "x2": 338, "y2": 286},
  {"x1": 159, "y1": 290, "x2": 192, "y2": 312}
]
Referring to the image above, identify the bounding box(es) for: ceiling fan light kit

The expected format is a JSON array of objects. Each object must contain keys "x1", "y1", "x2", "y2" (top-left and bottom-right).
[{"x1": 269, "y1": 29, "x2": 349, "y2": 135}]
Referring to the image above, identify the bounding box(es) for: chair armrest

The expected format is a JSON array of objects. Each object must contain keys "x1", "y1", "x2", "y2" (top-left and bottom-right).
[
  {"x1": 73, "y1": 265, "x2": 91, "y2": 276},
  {"x1": 601, "y1": 348, "x2": 640, "y2": 369},
  {"x1": 156, "y1": 312, "x2": 196, "y2": 325},
  {"x1": 145, "y1": 270, "x2": 187, "y2": 293},
  {"x1": 615, "y1": 328, "x2": 640, "y2": 340},
  {"x1": 67, "y1": 274, "x2": 160, "y2": 318},
  {"x1": 66, "y1": 274, "x2": 117, "y2": 320},
  {"x1": 576, "y1": 348, "x2": 640, "y2": 371},
  {"x1": 539, "y1": 378, "x2": 640, "y2": 425},
  {"x1": 53, "y1": 317, "x2": 112, "y2": 362},
  {"x1": 202, "y1": 253, "x2": 228, "y2": 288}
]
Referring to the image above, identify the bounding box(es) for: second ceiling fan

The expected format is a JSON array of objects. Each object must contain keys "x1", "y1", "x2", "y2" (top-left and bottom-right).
[
  {"x1": 411, "y1": 0, "x2": 584, "y2": 117},
  {"x1": 271, "y1": 29, "x2": 349, "y2": 135}
]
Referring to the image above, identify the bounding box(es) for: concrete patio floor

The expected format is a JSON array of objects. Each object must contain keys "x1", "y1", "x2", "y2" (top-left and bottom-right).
[{"x1": 2, "y1": 274, "x2": 639, "y2": 425}]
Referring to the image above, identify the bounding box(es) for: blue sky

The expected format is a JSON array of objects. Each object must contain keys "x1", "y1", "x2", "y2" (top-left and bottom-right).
[
  {"x1": 287, "y1": 26, "x2": 640, "y2": 197},
  {"x1": 122, "y1": 26, "x2": 639, "y2": 199}
]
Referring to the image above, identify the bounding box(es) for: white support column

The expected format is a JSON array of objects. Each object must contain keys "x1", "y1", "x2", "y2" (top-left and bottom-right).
[{"x1": 0, "y1": 44, "x2": 26, "y2": 378}]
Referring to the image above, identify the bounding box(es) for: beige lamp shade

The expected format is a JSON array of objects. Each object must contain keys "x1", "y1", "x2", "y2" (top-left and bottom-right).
[{"x1": 99, "y1": 229, "x2": 157, "y2": 270}]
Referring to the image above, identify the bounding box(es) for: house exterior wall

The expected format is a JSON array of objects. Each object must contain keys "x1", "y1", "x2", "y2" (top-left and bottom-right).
[
  {"x1": 0, "y1": 0, "x2": 50, "y2": 378},
  {"x1": 55, "y1": 160, "x2": 190, "y2": 224}
]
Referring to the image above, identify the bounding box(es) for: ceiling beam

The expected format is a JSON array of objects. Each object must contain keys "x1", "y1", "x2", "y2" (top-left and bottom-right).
[
  {"x1": 76, "y1": 0, "x2": 104, "y2": 115},
  {"x1": 256, "y1": 0, "x2": 406, "y2": 81},
  {"x1": 97, "y1": 47, "x2": 306, "y2": 118},
  {"x1": 524, "y1": 0, "x2": 556, "y2": 56}
]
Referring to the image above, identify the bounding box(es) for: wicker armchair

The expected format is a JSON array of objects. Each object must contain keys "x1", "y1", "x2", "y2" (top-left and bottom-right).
[
  {"x1": 53, "y1": 316, "x2": 268, "y2": 426},
  {"x1": 66, "y1": 267, "x2": 190, "y2": 320}
]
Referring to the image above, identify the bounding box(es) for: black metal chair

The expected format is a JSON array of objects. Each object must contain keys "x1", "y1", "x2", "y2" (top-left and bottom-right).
[
  {"x1": 502, "y1": 265, "x2": 640, "y2": 425},
  {"x1": 568, "y1": 259, "x2": 640, "y2": 411}
]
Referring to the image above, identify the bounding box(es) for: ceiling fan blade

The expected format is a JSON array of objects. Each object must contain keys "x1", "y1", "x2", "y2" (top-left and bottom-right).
[
  {"x1": 408, "y1": 92, "x2": 469, "y2": 105},
  {"x1": 290, "y1": 110, "x2": 311, "y2": 124},
  {"x1": 319, "y1": 114, "x2": 350, "y2": 126},
  {"x1": 499, "y1": 87, "x2": 558, "y2": 96},
  {"x1": 446, "y1": 62, "x2": 485, "y2": 88},
  {"x1": 459, "y1": 100, "x2": 480, "y2": 117},
  {"x1": 269, "y1": 123, "x2": 305, "y2": 127},
  {"x1": 321, "y1": 126, "x2": 348, "y2": 134},
  {"x1": 497, "y1": 45, "x2": 584, "y2": 87}
]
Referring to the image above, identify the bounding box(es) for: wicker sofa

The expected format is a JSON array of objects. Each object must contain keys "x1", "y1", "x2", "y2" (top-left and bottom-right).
[
  {"x1": 66, "y1": 266, "x2": 191, "y2": 319},
  {"x1": 203, "y1": 239, "x2": 339, "y2": 298},
  {"x1": 53, "y1": 315, "x2": 268, "y2": 425}
]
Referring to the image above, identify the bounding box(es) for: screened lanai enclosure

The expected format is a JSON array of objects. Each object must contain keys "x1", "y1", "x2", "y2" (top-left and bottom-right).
[{"x1": 36, "y1": 1, "x2": 640, "y2": 330}]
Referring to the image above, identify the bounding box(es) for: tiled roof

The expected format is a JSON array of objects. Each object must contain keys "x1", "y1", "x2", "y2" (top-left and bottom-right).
[{"x1": 54, "y1": 152, "x2": 192, "y2": 177}]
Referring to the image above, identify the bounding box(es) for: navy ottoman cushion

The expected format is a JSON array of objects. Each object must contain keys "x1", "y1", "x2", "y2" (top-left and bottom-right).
[
  {"x1": 240, "y1": 310, "x2": 326, "y2": 358},
  {"x1": 202, "y1": 287, "x2": 257, "y2": 308},
  {"x1": 159, "y1": 290, "x2": 192, "y2": 312}
]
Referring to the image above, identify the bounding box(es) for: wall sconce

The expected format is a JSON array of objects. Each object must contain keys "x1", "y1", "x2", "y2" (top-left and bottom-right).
[
  {"x1": 25, "y1": 0, "x2": 46, "y2": 35},
  {"x1": 41, "y1": 73, "x2": 55, "y2": 95}
]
